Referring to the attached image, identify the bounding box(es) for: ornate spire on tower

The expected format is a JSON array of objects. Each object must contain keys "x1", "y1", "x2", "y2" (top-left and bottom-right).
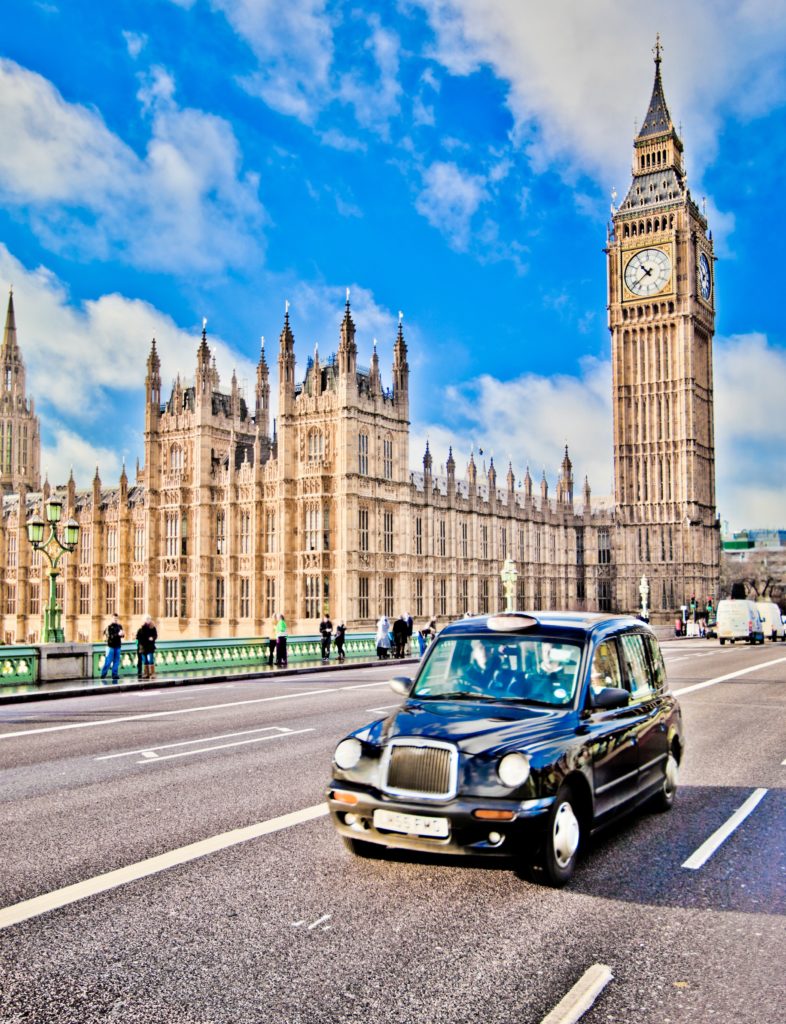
[{"x1": 337, "y1": 288, "x2": 357, "y2": 376}]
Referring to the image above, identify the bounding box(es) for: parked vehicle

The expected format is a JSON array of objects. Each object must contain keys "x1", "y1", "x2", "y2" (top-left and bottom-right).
[
  {"x1": 716, "y1": 599, "x2": 765, "y2": 645},
  {"x1": 756, "y1": 601, "x2": 786, "y2": 642},
  {"x1": 328, "y1": 611, "x2": 684, "y2": 886}
]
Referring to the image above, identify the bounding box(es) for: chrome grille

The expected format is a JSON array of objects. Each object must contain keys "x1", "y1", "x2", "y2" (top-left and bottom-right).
[{"x1": 382, "y1": 739, "x2": 458, "y2": 799}]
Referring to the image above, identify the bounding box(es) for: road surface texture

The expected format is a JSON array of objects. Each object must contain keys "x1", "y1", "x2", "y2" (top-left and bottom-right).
[{"x1": 0, "y1": 639, "x2": 783, "y2": 1023}]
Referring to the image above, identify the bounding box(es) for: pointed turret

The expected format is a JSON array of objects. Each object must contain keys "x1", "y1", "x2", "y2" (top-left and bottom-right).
[
  {"x1": 145, "y1": 337, "x2": 162, "y2": 433},
  {"x1": 558, "y1": 444, "x2": 574, "y2": 506},
  {"x1": 488, "y1": 456, "x2": 497, "y2": 499},
  {"x1": 369, "y1": 338, "x2": 381, "y2": 396},
  {"x1": 638, "y1": 36, "x2": 672, "y2": 139},
  {"x1": 393, "y1": 312, "x2": 409, "y2": 413},
  {"x1": 540, "y1": 469, "x2": 548, "y2": 504},
  {"x1": 423, "y1": 440, "x2": 433, "y2": 499},
  {"x1": 278, "y1": 302, "x2": 296, "y2": 414},
  {"x1": 467, "y1": 449, "x2": 477, "y2": 498},
  {"x1": 337, "y1": 290, "x2": 357, "y2": 378},
  {"x1": 582, "y1": 475, "x2": 592, "y2": 513},
  {"x1": 446, "y1": 446, "x2": 456, "y2": 500},
  {"x1": 255, "y1": 336, "x2": 270, "y2": 437},
  {"x1": 524, "y1": 466, "x2": 533, "y2": 502},
  {"x1": 1, "y1": 289, "x2": 41, "y2": 493}
]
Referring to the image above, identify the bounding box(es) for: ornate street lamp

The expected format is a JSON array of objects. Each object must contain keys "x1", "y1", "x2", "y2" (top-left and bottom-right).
[{"x1": 26, "y1": 499, "x2": 80, "y2": 643}]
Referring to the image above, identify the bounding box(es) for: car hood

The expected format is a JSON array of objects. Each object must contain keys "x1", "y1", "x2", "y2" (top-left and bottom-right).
[{"x1": 382, "y1": 699, "x2": 573, "y2": 756}]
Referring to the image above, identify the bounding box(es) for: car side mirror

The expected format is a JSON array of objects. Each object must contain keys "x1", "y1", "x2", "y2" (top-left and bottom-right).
[
  {"x1": 591, "y1": 686, "x2": 630, "y2": 710},
  {"x1": 389, "y1": 676, "x2": 413, "y2": 697}
]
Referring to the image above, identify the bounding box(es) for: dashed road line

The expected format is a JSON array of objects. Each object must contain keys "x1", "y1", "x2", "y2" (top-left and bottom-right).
[
  {"x1": 0, "y1": 803, "x2": 329, "y2": 931},
  {"x1": 682, "y1": 788, "x2": 768, "y2": 870},
  {"x1": 540, "y1": 964, "x2": 613, "y2": 1024},
  {"x1": 366, "y1": 704, "x2": 400, "y2": 713}
]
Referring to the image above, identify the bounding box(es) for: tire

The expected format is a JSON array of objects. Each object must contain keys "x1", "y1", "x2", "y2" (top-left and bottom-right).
[
  {"x1": 719, "y1": 638, "x2": 725, "y2": 646},
  {"x1": 536, "y1": 787, "x2": 583, "y2": 887},
  {"x1": 342, "y1": 835, "x2": 385, "y2": 859},
  {"x1": 651, "y1": 752, "x2": 679, "y2": 812}
]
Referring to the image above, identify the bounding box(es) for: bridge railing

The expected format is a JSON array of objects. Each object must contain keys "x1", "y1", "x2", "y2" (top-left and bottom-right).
[
  {"x1": 0, "y1": 647, "x2": 39, "y2": 686},
  {"x1": 90, "y1": 632, "x2": 380, "y2": 679}
]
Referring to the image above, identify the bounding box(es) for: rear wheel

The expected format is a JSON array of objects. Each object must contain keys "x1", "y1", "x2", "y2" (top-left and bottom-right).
[
  {"x1": 651, "y1": 752, "x2": 679, "y2": 812},
  {"x1": 536, "y1": 787, "x2": 583, "y2": 887},
  {"x1": 342, "y1": 835, "x2": 385, "y2": 859},
  {"x1": 719, "y1": 638, "x2": 725, "y2": 646}
]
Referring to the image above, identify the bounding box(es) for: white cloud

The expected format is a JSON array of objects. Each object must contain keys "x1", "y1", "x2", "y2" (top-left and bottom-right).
[
  {"x1": 122, "y1": 30, "x2": 148, "y2": 59},
  {"x1": 413, "y1": 332, "x2": 786, "y2": 530},
  {"x1": 214, "y1": 0, "x2": 334, "y2": 123},
  {"x1": 414, "y1": 357, "x2": 613, "y2": 498},
  {"x1": 714, "y1": 332, "x2": 786, "y2": 529},
  {"x1": 0, "y1": 244, "x2": 256, "y2": 427},
  {"x1": 41, "y1": 428, "x2": 122, "y2": 489},
  {"x1": 415, "y1": 160, "x2": 488, "y2": 250},
  {"x1": 416, "y1": 0, "x2": 786, "y2": 223},
  {"x1": 0, "y1": 58, "x2": 265, "y2": 274},
  {"x1": 337, "y1": 15, "x2": 402, "y2": 137}
]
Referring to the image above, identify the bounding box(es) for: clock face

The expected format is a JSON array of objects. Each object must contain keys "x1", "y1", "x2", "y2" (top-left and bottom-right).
[
  {"x1": 624, "y1": 248, "x2": 672, "y2": 297},
  {"x1": 699, "y1": 251, "x2": 711, "y2": 300}
]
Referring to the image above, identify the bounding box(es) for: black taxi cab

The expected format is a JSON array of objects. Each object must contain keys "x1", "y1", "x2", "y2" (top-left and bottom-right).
[{"x1": 327, "y1": 611, "x2": 683, "y2": 885}]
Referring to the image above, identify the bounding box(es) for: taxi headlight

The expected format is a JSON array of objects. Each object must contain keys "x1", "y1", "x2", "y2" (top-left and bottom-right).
[
  {"x1": 334, "y1": 738, "x2": 363, "y2": 770},
  {"x1": 497, "y1": 752, "x2": 530, "y2": 788}
]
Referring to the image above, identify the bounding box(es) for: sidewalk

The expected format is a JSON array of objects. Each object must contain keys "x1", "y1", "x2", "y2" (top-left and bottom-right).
[{"x1": 0, "y1": 654, "x2": 420, "y2": 705}]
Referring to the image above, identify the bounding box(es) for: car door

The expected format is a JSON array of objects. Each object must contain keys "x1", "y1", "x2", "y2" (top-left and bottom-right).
[
  {"x1": 618, "y1": 633, "x2": 669, "y2": 797},
  {"x1": 584, "y1": 638, "x2": 644, "y2": 818}
]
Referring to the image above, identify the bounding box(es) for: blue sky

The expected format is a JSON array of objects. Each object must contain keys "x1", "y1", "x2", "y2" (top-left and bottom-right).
[{"x1": 1, "y1": 0, "x2": 785, "y2": 530}]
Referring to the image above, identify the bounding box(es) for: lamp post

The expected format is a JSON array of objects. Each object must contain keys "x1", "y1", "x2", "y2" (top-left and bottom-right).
[
  {"x1": 500, "y1": 557, "x2": 518, "y2": 612},
  {"x1": 26, "y1": 497, "x2": 80, "y2": 643}
]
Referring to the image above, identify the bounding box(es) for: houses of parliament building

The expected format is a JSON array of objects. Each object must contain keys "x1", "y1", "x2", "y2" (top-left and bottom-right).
[{"x1": 0, "y1": 47, "x2": 720, "y2": 643}]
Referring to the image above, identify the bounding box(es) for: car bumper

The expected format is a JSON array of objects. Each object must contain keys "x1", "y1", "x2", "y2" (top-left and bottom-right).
[{"x1": 327, "y1": 783, "x2": 555, "y2": 857}]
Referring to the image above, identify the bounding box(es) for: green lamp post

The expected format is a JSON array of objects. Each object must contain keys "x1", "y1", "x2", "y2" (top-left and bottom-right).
[{"x1": 26, "y1": 497, "x2": 80, "y2": 643}]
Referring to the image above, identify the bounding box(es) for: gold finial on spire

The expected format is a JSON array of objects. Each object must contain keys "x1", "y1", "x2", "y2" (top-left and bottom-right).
[{"x1": 653, "y1": 33, "x2": 663, "y2": 67}]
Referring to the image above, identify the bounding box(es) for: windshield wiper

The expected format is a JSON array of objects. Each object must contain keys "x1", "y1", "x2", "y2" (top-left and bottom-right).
[{"x1": 415, "y1": 691, "x2": 499, "y2": 702}]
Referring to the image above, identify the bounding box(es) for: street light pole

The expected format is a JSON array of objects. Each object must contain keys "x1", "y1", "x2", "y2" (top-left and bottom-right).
[{"x1": 26, "y1": 496, "x2": 80, "y2": 643}]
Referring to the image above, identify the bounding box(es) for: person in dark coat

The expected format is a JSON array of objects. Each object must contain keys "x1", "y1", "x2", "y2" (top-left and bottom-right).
[
  {"x1": 334, "y1": 622, "x2": 346, "y2": 662},
  {"x1": 392, "y1": 614, "x2": 408, "y2": 659},
  {"x1": 319, "y1": 614, "x2": 333, "y2": 661},
  {"x1": 136, "y1": 616, "x2": 158, "y2": 679}
]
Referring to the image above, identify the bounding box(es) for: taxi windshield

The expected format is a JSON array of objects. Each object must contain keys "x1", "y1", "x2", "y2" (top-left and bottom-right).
[{"x1": 412, "y1": 635, "x2": 583, "y2": 708}]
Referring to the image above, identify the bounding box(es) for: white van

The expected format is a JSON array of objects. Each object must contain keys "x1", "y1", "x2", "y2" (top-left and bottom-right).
[
  {"x1": 756, "y1": 601, "x2": 786, "y2": 642},
  {"x1": 716, "y1": 600, "x2": 765, "y2": 645}
]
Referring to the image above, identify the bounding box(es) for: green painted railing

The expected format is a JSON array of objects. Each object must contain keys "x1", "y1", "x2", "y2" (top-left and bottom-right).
[
  {"x1": 91, "y1": 632, "x2": 380, "y2": 679},
  {"x1": 0, "y1": 646, "x2": 38, "y2": 686}
]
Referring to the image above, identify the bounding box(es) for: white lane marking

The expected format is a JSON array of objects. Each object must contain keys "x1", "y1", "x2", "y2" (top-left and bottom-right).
[
  {"x1": 96, "y1": 725, "x2": 297, "y2": 760},
  {"x1": 135, "y1": 728, "x2": 314, "y2": 764},
  {"x1": 0, "y1": 689, "x2": 334, "y2": 741},
  {"x1": 339, "y1": 681, "x2": 390, "y2": 691},
  {"x1": 672, "y1": 657, "x2": 786, "y2": 696},
  {"x1": 308, "y1": 914, "x2": 331, "y2": 930},
  {"x1": 540, "y1": 964, "x2": 613, "y2": 1024},
  {"x1": 366, "y1": 704, "x2": 400, "y2": 713},
  {"x1": 682, "y1": 789, "x2": 768, "y2": 870},
  {"x1": 0, "y1": 803, "x2": 329, "y2": 931}
]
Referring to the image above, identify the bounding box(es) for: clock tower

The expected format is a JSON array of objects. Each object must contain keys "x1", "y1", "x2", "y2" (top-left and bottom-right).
[{"x1": 608, "y1": 39, "x2": 720, "y2": 616}]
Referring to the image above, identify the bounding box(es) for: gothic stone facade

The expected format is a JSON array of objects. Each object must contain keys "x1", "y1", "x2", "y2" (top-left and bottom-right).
[{"x1": 0, "y1": 49, "x2": 719, "y2": 643}]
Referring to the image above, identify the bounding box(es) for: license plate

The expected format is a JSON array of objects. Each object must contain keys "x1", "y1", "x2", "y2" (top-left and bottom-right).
[{"x1": 373, "y1": 808, "x2": 449, "y2": 838}]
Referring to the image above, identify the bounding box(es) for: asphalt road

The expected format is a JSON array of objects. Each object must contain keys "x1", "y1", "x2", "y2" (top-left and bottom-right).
[{"x1": 0, "y1": 639, "x2": 783, "y2": 1023}]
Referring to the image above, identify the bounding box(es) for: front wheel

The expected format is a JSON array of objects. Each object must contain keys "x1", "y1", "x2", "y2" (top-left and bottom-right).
[
  {"x1": 342, "y1": 835, "x2": 385, "y2": 859},
  {"x1": 719, "y1": 638, "x2": 725, "y2": 646},
  {"x1": 651, "y1": 752, "x2": 679, "y2": 812},
  {"x1": 536, "y1": 788, "x2": 583, "y2": 887}
]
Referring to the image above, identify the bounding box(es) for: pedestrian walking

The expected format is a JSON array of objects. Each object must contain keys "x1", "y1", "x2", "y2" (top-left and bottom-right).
[
  {"x1": 334, "y1": 622, "x2": 346, "y2": 662},
  {"x1": 375, "y1": 615, "x2": 391, "y2": 660},
  {"x1": 136, "y1": 615, "x2": 158, "y2": 678},
  {"x1": 101, "y1": 613, "x2": 124, "y2": 682},
  {"x1": 319, "y1": 613, "x2": 333, "y2": 661},
  {"x1": 275, "y1": 613, "x2": 288, "y2": 667},
  {"x1": 392, "y1": 614, "x2": 408, "y2": 659},
  {"x1": 267, "y1": 621, "x2": 277, "y2": 667},
  {"x1": 405, "y1": 611, "x2": 413, "y2": 654}
]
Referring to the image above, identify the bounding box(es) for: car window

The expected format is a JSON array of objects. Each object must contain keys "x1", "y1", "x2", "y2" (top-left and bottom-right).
[
  {"x1": 590, "y1": 640, "x2": 623, "y2": 695},
  {"x1": 644, "y1": 635, "x2": 667, "y2": 691},
  {"x1": 413, "y1": 636, "x2": 583, "y2": 707},
  {"x1": 620, "y1": 633, "x2": 655, "y2": 699}
]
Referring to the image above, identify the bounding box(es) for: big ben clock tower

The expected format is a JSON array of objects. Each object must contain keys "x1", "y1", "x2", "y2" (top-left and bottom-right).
[{"x1": 608, "y1": 38, "x2": 720, "y2": 617}]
